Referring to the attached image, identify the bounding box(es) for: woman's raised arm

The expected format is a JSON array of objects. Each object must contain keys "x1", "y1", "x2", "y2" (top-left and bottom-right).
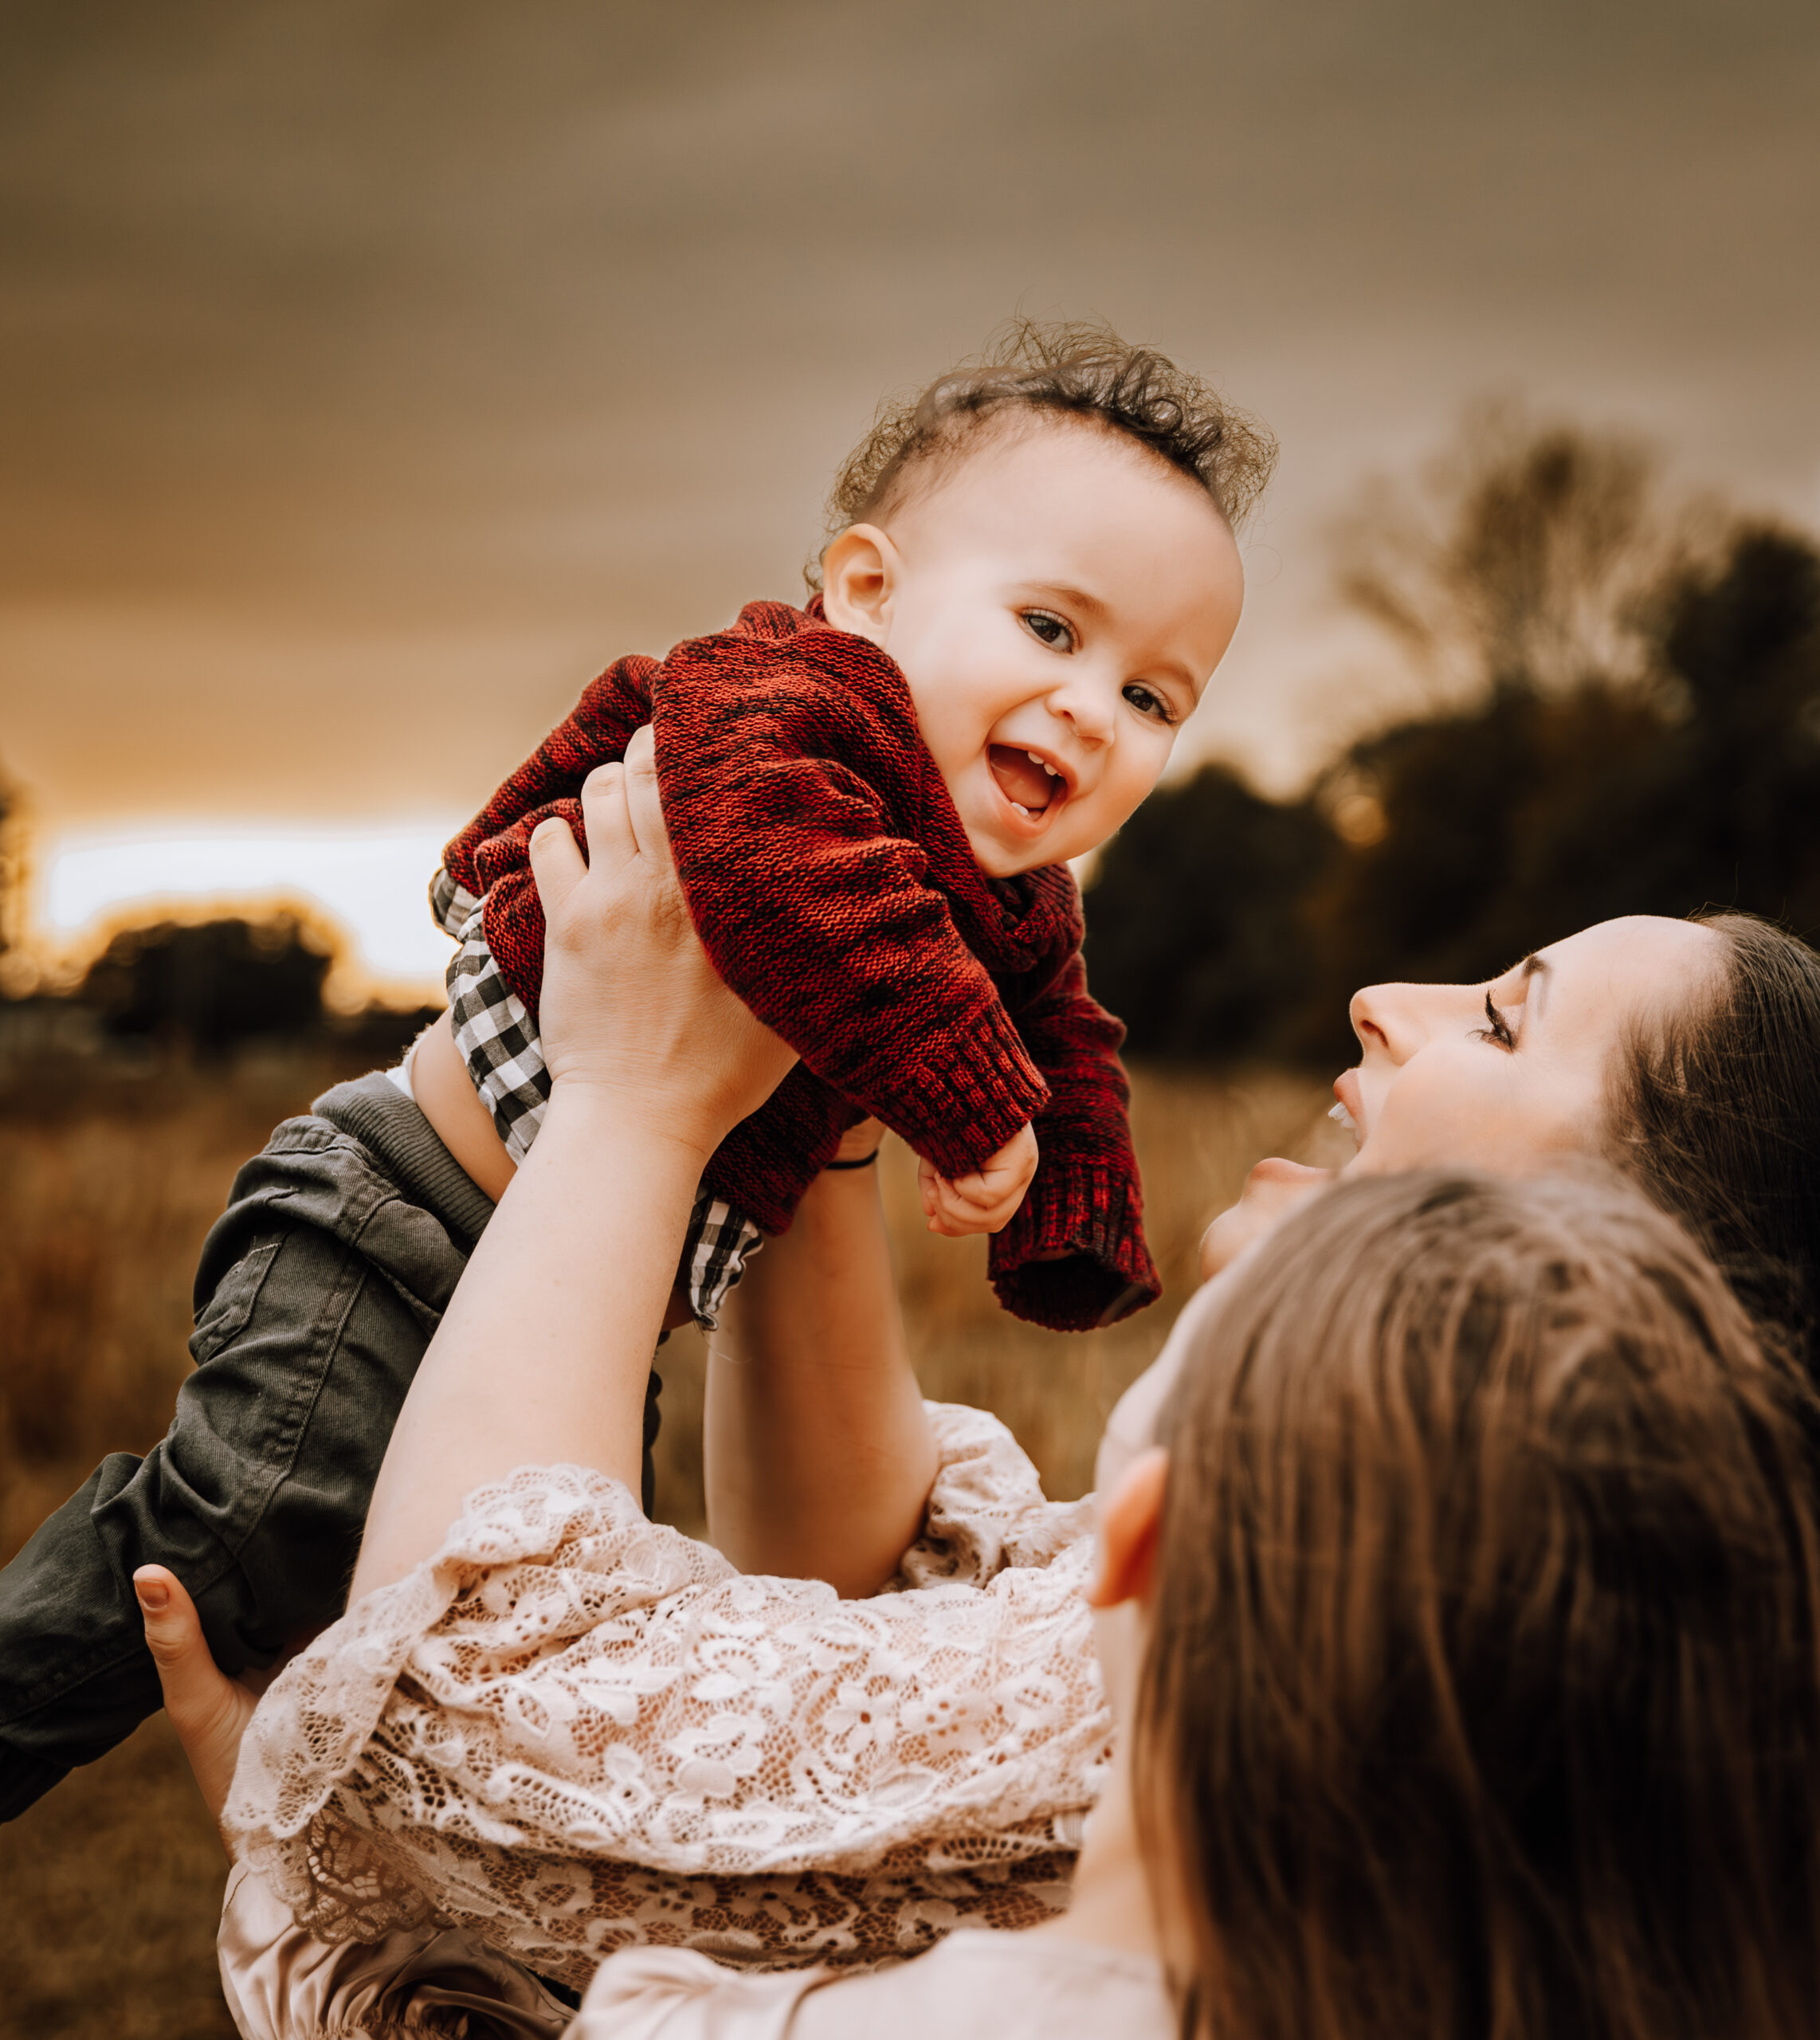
[
  {"x1": 706, "y1": 1120, "x2": 938, "y2": 1595},
  {"x1": 348, "y1": 732, "x2": 798, "y2": 1603}
]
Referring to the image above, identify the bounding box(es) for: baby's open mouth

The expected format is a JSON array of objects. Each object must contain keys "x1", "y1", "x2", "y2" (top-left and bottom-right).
[{"x1": 987, "y1": 744, "x2": 1061, "y2": 818}]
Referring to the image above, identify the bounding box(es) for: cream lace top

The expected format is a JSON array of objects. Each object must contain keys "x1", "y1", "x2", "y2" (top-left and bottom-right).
[{"x1": 226, "y1": 1404, "x2": 1109, "y2": 1992}]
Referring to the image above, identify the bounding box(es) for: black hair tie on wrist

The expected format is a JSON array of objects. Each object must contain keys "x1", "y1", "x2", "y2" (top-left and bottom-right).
[{"x1": 824, "y1": 1149, "x2": 881, "y2": 1171}]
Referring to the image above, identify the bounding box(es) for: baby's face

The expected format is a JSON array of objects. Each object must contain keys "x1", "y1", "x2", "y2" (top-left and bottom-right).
[{"x1": 824, "y1": 419, "x2": 1245, "y2": 876}]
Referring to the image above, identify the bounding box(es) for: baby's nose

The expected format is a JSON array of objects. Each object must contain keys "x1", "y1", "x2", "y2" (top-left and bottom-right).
[{"x1": 1052, "y1": 678, "x2": 1115, "y2": 744}]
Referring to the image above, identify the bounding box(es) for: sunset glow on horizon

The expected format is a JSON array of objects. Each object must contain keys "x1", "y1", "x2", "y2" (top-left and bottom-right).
[{"x1": 36, "y1": 819, "x2": 463, "y2": 1004}]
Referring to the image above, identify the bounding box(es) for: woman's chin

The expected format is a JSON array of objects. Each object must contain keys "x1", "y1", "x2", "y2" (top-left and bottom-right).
[
  {"x1": 1246, "y1": 1156, "x2": 1333, "y2": 1190},
  {"x1": 1198, "y1": 1158, "x2": 1335, "y2": 1279}
]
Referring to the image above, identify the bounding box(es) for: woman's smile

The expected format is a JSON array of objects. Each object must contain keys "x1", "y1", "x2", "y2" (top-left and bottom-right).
[{"x1": 1330, "y1": 1069, "x2": 1365, "y2": 1150}]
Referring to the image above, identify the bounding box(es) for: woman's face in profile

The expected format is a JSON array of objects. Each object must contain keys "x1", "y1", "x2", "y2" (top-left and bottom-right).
[
  {"x1": 1101, "y1": 916, "x2": 1725, "y2": 1514},
  {"x1": 1199, "y1": 914, "x2": 1724, "y2": 1279}
]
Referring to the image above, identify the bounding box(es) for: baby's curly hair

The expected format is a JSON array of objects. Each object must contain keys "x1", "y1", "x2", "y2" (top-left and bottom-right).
[{"x1": 810, "y1": 318, "x2": 1276, "y2": 590}]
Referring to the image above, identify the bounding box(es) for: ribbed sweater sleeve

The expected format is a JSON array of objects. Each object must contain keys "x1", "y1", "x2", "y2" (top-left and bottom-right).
[{"x1": 987, "y1": 951, "x2": 1161, "y2": 1330}]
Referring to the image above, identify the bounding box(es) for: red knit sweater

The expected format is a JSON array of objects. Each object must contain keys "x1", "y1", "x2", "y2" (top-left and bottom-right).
[{"x1": 441, "y1": 598, "x2": 1159, "y2": 1332}]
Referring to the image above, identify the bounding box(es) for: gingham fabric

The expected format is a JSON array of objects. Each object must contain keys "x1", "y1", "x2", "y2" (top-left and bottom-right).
[{"x1": 438, "y1": 883, "x2": 761, "y2": 1328}]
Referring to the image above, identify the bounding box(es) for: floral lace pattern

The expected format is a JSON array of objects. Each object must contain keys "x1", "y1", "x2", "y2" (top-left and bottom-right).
[{"x1": 227, "y1": 1405, "x2": 1108, "y2": 1989}]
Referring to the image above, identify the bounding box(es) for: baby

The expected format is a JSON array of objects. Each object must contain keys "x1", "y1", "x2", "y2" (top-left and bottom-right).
[
  {"x1": 0, "y1": 322, "x2": 1271, "y2": 1824},
  {"x1": 416, "y1": 323, "x2": 1266, "y2": 1333}
]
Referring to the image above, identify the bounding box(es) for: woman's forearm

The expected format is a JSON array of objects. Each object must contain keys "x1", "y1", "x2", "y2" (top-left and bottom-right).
[
  {"x1": 706, "y1": 1155, "x2": 936, "y2": 1596},
  {"x1": 350, "y1": 1082, "x2": 705, "y2": 1603}
]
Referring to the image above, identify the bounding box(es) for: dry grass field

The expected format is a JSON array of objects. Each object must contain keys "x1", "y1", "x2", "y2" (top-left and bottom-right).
[{"x1": 0, "y1": 1047, "x2": 1339, "y2": 2038}]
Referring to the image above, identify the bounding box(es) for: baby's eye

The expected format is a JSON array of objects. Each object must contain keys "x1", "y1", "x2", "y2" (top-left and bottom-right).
[
  {"x1": 1019, "y1": 610, "x2": 1076, "y2": 653},
  {"x1": 1123, "y1": 681, "x2": 1177, "y2": 726}
]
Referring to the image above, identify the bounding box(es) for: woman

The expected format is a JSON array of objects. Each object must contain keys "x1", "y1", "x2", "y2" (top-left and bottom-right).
[
  {"x1": 146, "y1": 763, "x2": 1820, "y2": 2032},
  {"x1": 1207, "y1": 907, "x2": 1820, "y2": 1359},
  {"x1": 157, "y1": 751, "x2": 1820, "y2": 1995}
]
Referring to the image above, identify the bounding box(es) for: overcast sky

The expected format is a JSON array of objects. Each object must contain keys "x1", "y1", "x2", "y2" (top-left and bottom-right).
[{"x1": 4, "y1": 0, "x2": 1818, "y2": 849}]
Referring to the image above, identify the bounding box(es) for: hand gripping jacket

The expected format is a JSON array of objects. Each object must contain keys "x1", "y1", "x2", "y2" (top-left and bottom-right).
[{"x1": 433, "y1": 598, "x2": 1159, "y2": 1332}]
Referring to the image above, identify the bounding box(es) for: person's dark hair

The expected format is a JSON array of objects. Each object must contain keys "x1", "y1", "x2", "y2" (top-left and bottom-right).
[
  {"x1": 1136, "y1": 1169, "x2": 1820, "y2": 2040},
  {"x1": 1608, "y1": 909, "x2": 1820, "y2": 1367},
  {"x1": 808, "y1": 319, "x2": 1277, "y2": 589}
]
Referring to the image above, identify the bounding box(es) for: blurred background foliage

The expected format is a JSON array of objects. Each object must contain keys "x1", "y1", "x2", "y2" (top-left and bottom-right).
[
  {"x1": 1085, "y1": 415, "x2": 1820, "y2": 1068},
  {"x1": 80, "y1": 912, "x2": 338, "y2": 1049}
]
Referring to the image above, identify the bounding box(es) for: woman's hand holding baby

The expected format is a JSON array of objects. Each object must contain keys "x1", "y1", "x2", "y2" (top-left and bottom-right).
[
  {"x1": 919, "y1": 1121, "x2": 1040, "y2": 1236},
  {"x1": 529, "y1": 725, "x2": 797, "y2": 1165}
]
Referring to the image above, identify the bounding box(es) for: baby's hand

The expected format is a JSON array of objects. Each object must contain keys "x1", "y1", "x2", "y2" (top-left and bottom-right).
[{"x1": 919, "y1": 1123, "x2": 1039, "y2": 1237}]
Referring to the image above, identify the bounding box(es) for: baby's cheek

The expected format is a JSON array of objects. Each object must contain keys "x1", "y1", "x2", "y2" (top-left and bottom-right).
[{"x1": 1102, "y1": 749, "x2": 1175, "y2": 834}]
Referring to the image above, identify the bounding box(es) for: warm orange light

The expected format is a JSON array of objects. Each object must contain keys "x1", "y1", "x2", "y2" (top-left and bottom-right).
[{"x1": 33, "y1": 820, "x2": 460, "y2": 1009}]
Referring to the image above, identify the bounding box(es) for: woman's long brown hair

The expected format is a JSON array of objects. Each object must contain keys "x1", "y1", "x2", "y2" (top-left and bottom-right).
[
  {"x1": 1610, "y1": 908, "x2": 1820, "y2": 1371},
  {"x1": 1136, "y1": 1170, "x2": 1820, "y2": 2040}
]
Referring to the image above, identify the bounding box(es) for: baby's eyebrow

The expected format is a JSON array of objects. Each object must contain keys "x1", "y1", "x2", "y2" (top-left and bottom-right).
[{"x1": 1027, "y1": 582, "x2": 1109, "y2": 622}]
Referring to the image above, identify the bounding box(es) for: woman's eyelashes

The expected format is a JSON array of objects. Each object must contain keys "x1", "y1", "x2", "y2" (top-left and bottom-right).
[
  {"x1": 1474, "y1": 992, "x2": 1519, "y2": 1051},
  {"x1": 1018, "y1": 609, "x2": 1076, "y2": 652}
]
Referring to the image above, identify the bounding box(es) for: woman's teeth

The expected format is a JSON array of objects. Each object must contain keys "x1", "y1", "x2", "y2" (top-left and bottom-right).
[{"x1": 1328, "y1": 1100, "x2": 1359, "y2": 1143}]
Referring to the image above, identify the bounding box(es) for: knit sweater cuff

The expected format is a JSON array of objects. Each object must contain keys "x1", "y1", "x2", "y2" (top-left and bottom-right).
[
  {"x1": 821, "y1": 1000, "x2": 1050, "y2": 1180},
  {"x1": 988, "y1": 1160, "x2": 1162, "y2": 1333}
]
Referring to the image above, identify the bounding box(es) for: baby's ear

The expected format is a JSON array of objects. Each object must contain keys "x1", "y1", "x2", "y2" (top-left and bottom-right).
[{"x1": 820, "y1": 524, "x2": 896, "y2": 645}]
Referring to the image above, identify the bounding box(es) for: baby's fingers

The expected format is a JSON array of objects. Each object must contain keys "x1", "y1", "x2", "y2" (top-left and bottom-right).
[
  {"x1": 925, "y1": 1189, "x2": 981, "y2": 1237},
  {"x1": 924, "y1": 1178, "x2": 1006, "y2": 1236},
  {"x1": 945, "y1": 1165, "x2": 1022, "y2": 1208}
]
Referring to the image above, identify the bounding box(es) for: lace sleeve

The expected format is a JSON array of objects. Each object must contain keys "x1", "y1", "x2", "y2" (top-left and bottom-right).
[
  {"x1": 895, "y1": 1401, "x2": 1096, "y2": 1584},
  {"x1": 226, "y1": 1405, "x2": 1108, "y2": 1989}
]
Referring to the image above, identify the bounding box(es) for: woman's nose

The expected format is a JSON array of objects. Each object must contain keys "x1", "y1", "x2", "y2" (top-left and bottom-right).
[{"x1": 1349, "y1": 979, "x2": 1473, "y2": 1062}]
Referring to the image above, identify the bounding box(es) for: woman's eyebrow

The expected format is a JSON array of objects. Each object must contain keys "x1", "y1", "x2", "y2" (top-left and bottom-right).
[{"x1": 1520, "y1": 953, "x2": 1551, "y2": 1022}]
